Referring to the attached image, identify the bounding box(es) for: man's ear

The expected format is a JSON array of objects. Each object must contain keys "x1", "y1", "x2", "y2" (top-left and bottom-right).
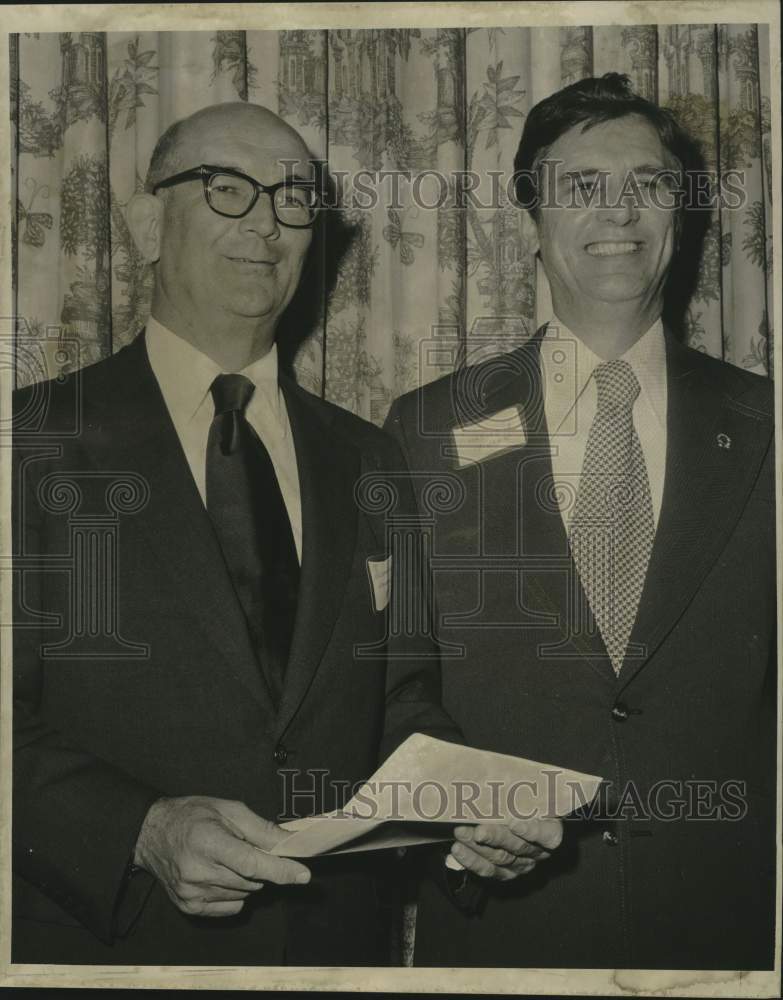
[
  {"x1": 126, "y1": 193, "x2": 163, "y2": 263},
  {"x1": 520, "y1": 209, "x2": 540, "y2": 258}
]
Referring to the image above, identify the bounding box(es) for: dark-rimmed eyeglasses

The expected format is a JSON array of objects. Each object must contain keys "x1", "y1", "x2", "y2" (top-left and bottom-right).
[{"x1": 152, "y1": 164, "x2": 320, "y2": 228}]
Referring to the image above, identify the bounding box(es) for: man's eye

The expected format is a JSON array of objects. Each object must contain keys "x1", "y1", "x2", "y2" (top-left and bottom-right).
[
  {"x1": 213, "y1": 183, "x2": 242, "y2": 195},
  {"x1": 281, "y1": 189, "x2": 309, "y2": 207},
  {"x1": 572, "y1": 177, "x2": 598, "y2": 193}
]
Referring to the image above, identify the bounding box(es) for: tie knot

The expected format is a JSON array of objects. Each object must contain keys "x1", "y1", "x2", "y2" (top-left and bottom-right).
[
  {"x1": 593, "y1": 359, "x2": 640, "y2": 415},
  {"x1": 210, "y1": 373, "x2": 255, "y2": 416}
]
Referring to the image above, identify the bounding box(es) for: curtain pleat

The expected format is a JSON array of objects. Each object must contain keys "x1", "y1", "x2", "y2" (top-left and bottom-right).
[{"x1": 465, "y1": 27, "x2": 534, "y2": 364}]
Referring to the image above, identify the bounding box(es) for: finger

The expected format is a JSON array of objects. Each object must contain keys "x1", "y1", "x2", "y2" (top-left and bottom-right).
[
  {"x1": 506, "y1": 817, "x2": 563, "y2": 851},
  {"x1": 457, "y1": 842, "x2": 538, "y2": 875},
  {"x1": 171, "y1": 877, "x2": 252, "y2": 903},
  {"x1": 198, "y1": 822, "x2": 310, "y2": 884},
  {"x1": 184, "y1": 885, "x2": 251, "y2": 902},
  {"x1": 219, "y1": 801, "x2": 291, "y2": 852},
  {"x1": 502, "y1": 857, "x2": 537, "y2": 880},
  {"x1": 451, "y1": 837, "x2": 517, "y2": 868},
  {"x1": 210, "y1": 866, "x2": 267, "y2": 894},
  {"x1": 483, "y1": 856, "x2": 537, "y2": 882},
  {"x1": 454, "y1": 824, "x2": 550, "y2": 860},
  {"x1": 450, "y1": 842, "x2": 498, "y2": 880},
  {"x1": 451, "y1": 843, "x2": 537, "y2": 882},
  {"x1": 219, "y1": 836, "x2": 311, "y2": 886},
  {"x1": 459, "y1": 819, "x2": 552, "y2": 857},
  {"x1": 170, "y1": 854, "x2": 266, "y2": 895},
  {"x1": 178, "y1": 897, "x2": 246, "y2": 918}
]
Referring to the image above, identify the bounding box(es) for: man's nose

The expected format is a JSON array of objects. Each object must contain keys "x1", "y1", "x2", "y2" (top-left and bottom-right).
[
  {"x1": 238, "y1": 192, "x2": 280, "y2": 238},
  {"x1": 596, "y1": 184, "x2": 641, "y2": 226}
]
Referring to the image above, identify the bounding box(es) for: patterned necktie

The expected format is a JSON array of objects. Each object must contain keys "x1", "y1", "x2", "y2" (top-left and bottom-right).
[
  {"x1": 568, "y1": 359, "x2": 655, "y2": 674},
  {"x1": 206, "y1": 373, "x2": 299, "y2": 705}
]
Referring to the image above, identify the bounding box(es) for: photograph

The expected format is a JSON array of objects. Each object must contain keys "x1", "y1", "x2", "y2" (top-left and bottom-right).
[{"x1": 1, "y1": 2, "x2": 780, "y2": 995}]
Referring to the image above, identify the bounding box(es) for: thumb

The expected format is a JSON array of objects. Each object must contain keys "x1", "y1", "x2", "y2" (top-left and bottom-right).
[{"x1": 220, "y1": 801, "x2": 290, "y2": 851}]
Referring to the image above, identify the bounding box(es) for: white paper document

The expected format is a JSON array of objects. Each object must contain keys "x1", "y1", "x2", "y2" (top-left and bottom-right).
[{"x1": 271, "y1": 734, "x2": 603, "y2": 858}]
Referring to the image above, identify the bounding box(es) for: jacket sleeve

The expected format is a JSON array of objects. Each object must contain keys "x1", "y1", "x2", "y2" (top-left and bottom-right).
[
  {"x1": 380, "y1": 399, "x2": 486, "y2": 915},
  {"x1": 376, "y1": 404, "x2": 463, "y2": 760},
  {"x1": 12, "y1": 437, "x2": 161, "y2": 945}
]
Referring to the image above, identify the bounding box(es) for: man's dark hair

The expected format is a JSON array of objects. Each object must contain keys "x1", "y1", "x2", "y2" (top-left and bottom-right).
[{"x1": 513, "y1": 73, "x2": 698, "y2": 214}]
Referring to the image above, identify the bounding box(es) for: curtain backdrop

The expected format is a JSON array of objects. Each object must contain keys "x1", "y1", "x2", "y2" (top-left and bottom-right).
[{"x1": 11, "y1": 24, "x2": 774, "y2": 410}]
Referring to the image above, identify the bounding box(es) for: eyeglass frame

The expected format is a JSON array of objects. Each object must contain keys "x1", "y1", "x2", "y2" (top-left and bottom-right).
[{"x1": 152, "y1": 163, "x2": 321, "y2": 228}]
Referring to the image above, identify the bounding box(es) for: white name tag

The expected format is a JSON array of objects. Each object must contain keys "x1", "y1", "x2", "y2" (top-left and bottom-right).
[
  {"x1": 367, "y1": 555, "x2": 392, "y2": 612},
  {"x1": 452, "y1": 406, "x2": 527, "y2": 468}
]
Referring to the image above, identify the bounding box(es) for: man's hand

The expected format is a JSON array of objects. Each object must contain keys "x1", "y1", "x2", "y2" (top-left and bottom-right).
[
  {"x1": 449, "y1": 817, "x2": 563, "y2": 882},
  {"x1": 133, "y1": 796, "x2": 310, "y2": 917}
]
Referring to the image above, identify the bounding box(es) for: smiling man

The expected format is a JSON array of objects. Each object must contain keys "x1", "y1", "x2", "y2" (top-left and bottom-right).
[
  {"x1": 11, "y1": 102, "x2": 562, "y2": 967},
  {"x1": 386, "y1": 74, "x2": 776, "y2": 969}
]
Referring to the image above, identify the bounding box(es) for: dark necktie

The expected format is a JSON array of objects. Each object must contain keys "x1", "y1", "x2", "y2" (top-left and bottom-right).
[
  {"x1": 206, "y1": 373, "x2": 299, "y2": 704},
  {"x1": 568, "y1": 360, "x2": 655, "y2": 674}
]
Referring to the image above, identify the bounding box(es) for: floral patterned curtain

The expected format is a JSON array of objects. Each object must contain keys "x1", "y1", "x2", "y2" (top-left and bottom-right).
[{"x1": 11, "y1": 24, "x2": 773, "y2": 413}]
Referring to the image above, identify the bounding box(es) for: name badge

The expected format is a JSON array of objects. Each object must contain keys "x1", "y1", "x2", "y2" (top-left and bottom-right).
[{"x1": 452, "y1": 406, "x2": 527, "y2": 468}]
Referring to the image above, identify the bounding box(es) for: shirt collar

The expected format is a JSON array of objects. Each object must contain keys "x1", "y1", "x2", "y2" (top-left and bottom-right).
[
  {"x1": 145, "y1": 316, "x2": 283, "y2": 426},
  {"x1": 540, "y1": 316, "x2": 666, "y2": 434}
]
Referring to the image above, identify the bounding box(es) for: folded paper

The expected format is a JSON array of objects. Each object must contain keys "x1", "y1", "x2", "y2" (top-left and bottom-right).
[{"x1": 271, "y1": 733, "x2": 602, "y2": 858}]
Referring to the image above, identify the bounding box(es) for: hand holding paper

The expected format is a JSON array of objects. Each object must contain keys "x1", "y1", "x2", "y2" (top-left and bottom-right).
[
  {"x1": 449, "y1": 815, "x2": 564, "y2": 882},
  {"x1": 134, "y1": 796, "x2": 311, "y2": 918},
  {"x1": 271, "y1": 734, "x2": 602, "y2": 867}
]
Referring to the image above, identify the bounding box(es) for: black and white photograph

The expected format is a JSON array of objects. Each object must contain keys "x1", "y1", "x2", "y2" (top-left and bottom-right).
[{"x1": 1, "y1": 2, "x2": 780, "y2": 994}]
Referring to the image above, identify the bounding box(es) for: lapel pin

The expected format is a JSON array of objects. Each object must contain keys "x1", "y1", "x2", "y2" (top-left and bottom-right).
[{"x1": 717, "y1": 433, "x2": 731, "y2": 450}]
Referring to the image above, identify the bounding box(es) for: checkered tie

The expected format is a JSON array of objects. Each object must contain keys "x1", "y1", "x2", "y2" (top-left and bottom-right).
[{"x1": 568, "y1": 360, "x2": 655, "y2": 673}]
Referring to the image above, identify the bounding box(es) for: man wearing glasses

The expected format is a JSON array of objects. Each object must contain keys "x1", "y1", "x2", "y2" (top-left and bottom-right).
[{"x1": 12, "y1": 102, "x2": 559, "y2": 967}]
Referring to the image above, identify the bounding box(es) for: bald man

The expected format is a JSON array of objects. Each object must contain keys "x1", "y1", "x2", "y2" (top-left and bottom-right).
[{"x1": 12, "y1": 103, "x2": 558, "y2": 967}]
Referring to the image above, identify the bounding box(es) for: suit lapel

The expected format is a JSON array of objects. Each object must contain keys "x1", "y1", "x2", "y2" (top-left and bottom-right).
[
  {"x1": 275, "y1": 380, "x2": 360, "y2": 738},
  {"x1": 619, "y1": 334, "x2": 774, "y2": 691},
  {"x1": 85, "y1": 334, "x2": 276, "y2": 713},
  {"x1": 456, "y1": 331, "x2": 614, "y2": 683}
]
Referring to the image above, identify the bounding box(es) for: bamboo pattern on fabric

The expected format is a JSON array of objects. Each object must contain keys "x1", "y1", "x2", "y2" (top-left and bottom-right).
[{"x1": 11, "y1": 26, "x2": 773, "y2": 409}]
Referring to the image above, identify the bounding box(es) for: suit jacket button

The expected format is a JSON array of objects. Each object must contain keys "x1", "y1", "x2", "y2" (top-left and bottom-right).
[
  {"x1": 611, "y1": 702, "x2": 630, "y2": 721},
  {"x1": 602, "y1": 830, "x2": 619, "y2": 846},
  {"x1": 274, "y1": 745, "x2": 288, "y2": 764}
]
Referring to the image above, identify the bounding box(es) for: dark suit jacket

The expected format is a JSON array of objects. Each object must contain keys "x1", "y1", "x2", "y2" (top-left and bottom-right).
[
  {"x1": 385, "y1": 328, "x2": 776, "y2": 970},
  {"x1": 12, "y1": 331, "x2": 460, "y2": 966}
]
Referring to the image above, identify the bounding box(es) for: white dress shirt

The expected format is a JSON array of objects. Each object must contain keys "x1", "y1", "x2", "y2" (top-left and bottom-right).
[
  {"x1": 539, "y1": 316, "x2": 668, "y2": 533},
  {"x1": 145, "y1": 317, "x2": 302, "y2": 561}
]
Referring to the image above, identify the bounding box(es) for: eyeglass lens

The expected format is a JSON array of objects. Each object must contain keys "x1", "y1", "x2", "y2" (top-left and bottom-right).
[{"x1": 207, "y1": 173, "x2": 317, "y2": 224}]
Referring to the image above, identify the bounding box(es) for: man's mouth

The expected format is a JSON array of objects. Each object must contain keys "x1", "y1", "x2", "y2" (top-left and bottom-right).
[
  {"x1": 226, "y1": 256, "x2": 276, "y2": 265},
  {"x1": 585, "y1": 241, "x2": 643, "y2": 257}
]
